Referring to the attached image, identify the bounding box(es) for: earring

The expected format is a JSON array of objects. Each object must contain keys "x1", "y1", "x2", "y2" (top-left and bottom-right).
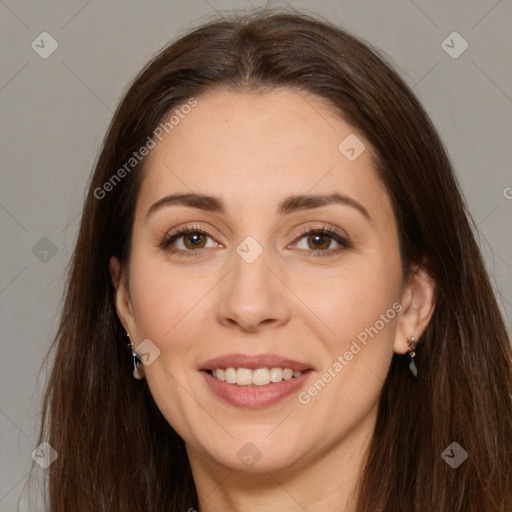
[
  {"x1": 405, "y1": 336, "x2": 418, "y2": 377},
  {"x1": 126, "y1": 333, "x2": 145, "y2": 380}
]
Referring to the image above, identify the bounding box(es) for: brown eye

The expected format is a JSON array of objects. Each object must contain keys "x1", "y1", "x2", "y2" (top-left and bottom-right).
[
  {"x1": 182, "y1": 232, "x2": 207, "y2": 249},
  {"x1": 160, "y1": 227, "x2": 220, "y2": 256},
  {"x1": 293, "y1": 227, "x2": 351, "y2": 258},
  {"x1": 306, "y1": 233, "x2": 332, "y2": 251}
]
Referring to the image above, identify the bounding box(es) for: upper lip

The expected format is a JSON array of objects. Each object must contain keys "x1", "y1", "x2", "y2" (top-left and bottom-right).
[{"x1": 199, "y1": 353, "x2": 313, "y2": 372}]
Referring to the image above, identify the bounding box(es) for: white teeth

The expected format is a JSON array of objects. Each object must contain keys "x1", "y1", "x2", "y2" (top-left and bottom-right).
[
  {"x1": 213, "y1": 369, "x2": 225, "y2": 381},
  {"x1": 269, "y1": 367, "x2": 284, "y2": 382},
  {"x1": 210, "y1": 367, "x2": 303, "y2": 386},
  {"x1": 252, "y1": 368, "x2": 271, "y2": 386},
  {"x1": 225, "y1": 367, "x2": 237, "y2": 384},
  {"x1": 236, "y1": 368, "x2": 253, "y2": 386}
]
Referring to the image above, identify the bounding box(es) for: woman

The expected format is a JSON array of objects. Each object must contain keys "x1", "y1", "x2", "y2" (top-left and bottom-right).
[{"x1": 31, "y1": 8, "x2": 512, "y2": 512}]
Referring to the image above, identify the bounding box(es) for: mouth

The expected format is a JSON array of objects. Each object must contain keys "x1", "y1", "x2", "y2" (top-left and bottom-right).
[{"x1": 199, "y1": 353, "x2": 314, "y2": 408}]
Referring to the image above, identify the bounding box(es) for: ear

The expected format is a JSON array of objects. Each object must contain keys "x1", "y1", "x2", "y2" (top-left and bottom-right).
[
  {"x1": 394, "y1": 264, "x2": 436, "y2": 354},
  {"x1": 109, "y1": 256, "x2": 136, "y2": 336}
]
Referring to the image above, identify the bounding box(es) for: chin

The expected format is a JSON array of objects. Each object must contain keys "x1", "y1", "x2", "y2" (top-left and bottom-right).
[{"x1": 209, "y1": 443, "x2": 304, "y2": 474}]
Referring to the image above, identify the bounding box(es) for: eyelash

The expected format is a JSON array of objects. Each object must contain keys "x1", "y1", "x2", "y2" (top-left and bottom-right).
[{"x1": 159, "y1": 224, "x2": 351, "y2": 258}]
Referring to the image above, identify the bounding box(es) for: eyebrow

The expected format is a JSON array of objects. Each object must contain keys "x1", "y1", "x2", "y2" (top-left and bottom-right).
[{"x1": 145, "y1": 192, "x2": 371, "y2": 222}]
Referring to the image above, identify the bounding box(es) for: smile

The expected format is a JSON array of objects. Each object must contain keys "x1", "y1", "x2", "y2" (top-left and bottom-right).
[{"x1": 199, "y1": 353, "x2": 314, "y2": 408}]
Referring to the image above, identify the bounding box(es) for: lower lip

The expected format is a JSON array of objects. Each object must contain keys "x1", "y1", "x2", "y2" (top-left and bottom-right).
[{"x1": 201, "y1": 370, "x2": 312, "y2": 409}]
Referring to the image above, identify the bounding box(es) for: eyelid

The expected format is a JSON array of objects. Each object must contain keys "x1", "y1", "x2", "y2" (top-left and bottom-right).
[
  {"x1": 164, "y1": 223, "x2": 221, "y2": 241},
  {"x1": 294, "y1": 223, "x2": 344, "y2": 239}
]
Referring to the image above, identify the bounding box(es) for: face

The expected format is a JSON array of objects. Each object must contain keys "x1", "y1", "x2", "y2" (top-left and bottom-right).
[{"x1": 112, "y1": 88, "x2": 425, "y2": 474}]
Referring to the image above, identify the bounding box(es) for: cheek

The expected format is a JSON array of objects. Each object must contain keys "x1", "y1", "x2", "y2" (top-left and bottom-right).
[
  {"x1": 127, "y1": 258, "x2": 213, "y2": 437},
  {"x1": 295, "y1": 271, "x2": 400, "y2": 425},
  {"x1": 302, "y1": 256, "x2": 402, "y2": 346},
  {"x1": 128, "y1": 253, "x2": 201, "y2": 351},
  {"x1": 297, "y1": 250, "x2": 402, "y2": 416}
]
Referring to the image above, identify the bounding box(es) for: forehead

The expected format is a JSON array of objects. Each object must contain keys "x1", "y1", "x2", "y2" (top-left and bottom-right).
[{"x1": 135, "y1": 88, "x2": 393, "y2": 224}]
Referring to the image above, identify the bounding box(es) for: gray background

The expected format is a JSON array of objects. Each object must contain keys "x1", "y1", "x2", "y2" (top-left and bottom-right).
[{"x1": 1, "y1": 0, "x2": 511, "y2": 509}]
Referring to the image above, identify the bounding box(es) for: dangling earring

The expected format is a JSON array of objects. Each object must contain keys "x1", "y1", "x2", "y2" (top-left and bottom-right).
[
  {"x1": 405, "y1": 336, "x2": 418, "y2": 377},
  {"x1": 126, "y1": 333, "x2": 145, "y2": 380}
]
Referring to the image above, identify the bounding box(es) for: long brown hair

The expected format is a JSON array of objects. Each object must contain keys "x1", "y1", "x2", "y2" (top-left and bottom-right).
[{"x1": 28, "y1": 7, "x2": 512, "y2": 511}]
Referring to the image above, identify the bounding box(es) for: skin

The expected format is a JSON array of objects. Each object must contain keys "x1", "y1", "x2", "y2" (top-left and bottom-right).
[{"x1": 110, "y1": 88, "x2": 436, "y2": 511}]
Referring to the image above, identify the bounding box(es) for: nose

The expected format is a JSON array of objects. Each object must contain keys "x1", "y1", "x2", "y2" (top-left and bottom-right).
[{"x1": 216, "y1": 245, "x2": 292, "y2": 333}]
